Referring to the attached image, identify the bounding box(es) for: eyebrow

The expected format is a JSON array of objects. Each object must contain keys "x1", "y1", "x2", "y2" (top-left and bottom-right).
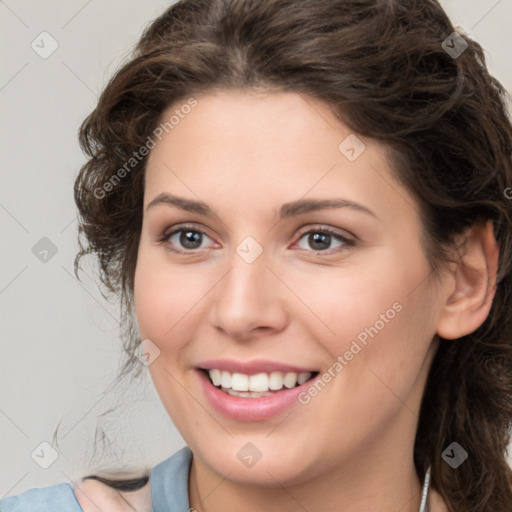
[{"x1": 146, "y1": 193, "x2": 377, "y2": 219}]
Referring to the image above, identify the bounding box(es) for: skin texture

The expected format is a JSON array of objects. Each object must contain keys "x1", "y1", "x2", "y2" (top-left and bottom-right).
[{"x1": 130, "y1": 90, "x2": 497, "y2": 512}]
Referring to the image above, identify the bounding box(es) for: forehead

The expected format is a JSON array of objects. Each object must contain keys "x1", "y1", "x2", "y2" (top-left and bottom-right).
[
  {"x1": 143, "y1": 90, "x2": 416, "y2": 225},
  {"x1": 148, "y1": 89, "x2": 342, "y2": 165}
]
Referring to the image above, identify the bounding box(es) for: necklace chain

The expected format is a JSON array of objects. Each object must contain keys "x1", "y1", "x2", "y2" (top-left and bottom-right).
[{"x1": 418, "y1": 466, "x2": 431, "y2": 512}]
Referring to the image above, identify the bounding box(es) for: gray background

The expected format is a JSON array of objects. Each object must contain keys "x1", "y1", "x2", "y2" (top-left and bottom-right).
[{"x1": 1, "y1": 0, "x2": 511, "y2": 498}]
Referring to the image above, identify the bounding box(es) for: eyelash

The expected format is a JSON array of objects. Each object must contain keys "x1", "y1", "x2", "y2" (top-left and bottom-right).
[{"x1": 157, "y1": 224, "x2": 355, "y2": 255}]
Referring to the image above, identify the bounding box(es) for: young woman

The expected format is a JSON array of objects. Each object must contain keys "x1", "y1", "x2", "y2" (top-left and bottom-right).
[{"x1": 2, "y1": 0, "x2": 511, "y2": 511}]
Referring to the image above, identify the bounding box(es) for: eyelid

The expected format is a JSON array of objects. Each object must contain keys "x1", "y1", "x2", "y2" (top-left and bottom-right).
[{"x1": 294, "y1": 224, "x2": 355, "y2": 242}]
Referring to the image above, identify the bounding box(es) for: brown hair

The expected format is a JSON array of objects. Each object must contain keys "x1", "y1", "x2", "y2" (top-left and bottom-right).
[{"x1": 73, "y1": 0, "x2": 512, "y2": 509}]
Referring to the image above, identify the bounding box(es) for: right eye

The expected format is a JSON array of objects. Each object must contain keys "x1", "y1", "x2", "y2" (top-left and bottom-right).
[{"x1": 158, "y1": 225, "x2": 217, "y2": 253}]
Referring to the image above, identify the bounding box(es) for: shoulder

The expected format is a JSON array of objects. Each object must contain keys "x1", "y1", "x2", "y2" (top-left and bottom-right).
[
  {"x1": 73, "y1": 446, "x2": 192, "y2": 512},
  {"x1": 0, "y1": 448, "x2": 190, "y2": 512},
  {"x1": 0, "y1": 480, "x2": 153, "y2": 512},
  {"x1": 72, "y1": 479, "x2": 153, "y2": 512},
  {"x1": 0, "y1": 482, "x2": 82, "y2": 512}
]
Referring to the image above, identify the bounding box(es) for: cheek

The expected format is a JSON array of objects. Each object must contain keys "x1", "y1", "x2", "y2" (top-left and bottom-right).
[
  {"x1": 133, "y1": 249, "x2": 208, "y2": 345},
  {"x1": 133, "y1": 252, "x2": 207, "y2": 431},
  {"x1": 298, "y1": 295, "x2": 436, "y2": 463},
  {"x1": 284, "y1": 253, "x2": 412, "y2": 347},
  {"x1": 313, "y1": 251, "x2": 435, "y2": 392},
  {"x1": 334, "y1": 287, "x2": 436, "y2": 422}
]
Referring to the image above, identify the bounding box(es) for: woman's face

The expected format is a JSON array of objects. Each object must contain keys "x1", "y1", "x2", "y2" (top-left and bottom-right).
[{"x1": 134, "y1": 90, "x2": 447, "y2": 486}]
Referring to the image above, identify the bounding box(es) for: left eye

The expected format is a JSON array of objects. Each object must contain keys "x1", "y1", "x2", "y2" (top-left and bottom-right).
[
  {"x1": 295, "y1": 229, "x2": 350, "y2": 252},
  {"x1": 163, "y1": 228, "x2": 215, "y2": 251}
]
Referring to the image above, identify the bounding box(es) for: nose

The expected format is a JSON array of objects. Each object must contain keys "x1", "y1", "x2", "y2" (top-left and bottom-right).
[{"x1": 207, "y1": 249, "x2": 289, "y2": 341}]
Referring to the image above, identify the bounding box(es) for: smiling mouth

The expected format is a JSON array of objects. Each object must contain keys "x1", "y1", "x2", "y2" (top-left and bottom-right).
[{"x1": 200, "y1": 368, "x2": 319, "y2": 398}]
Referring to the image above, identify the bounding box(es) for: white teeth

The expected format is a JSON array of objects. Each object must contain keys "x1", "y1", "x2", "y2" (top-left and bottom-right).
[
  {"x1": 231, "y1": 372, "x2": 249, "y2": 391},
  {"x1": 221, "y1": 371, "x2": 231, "y2": 388},
  {"x1": 249, "y1": 373, "x2": 268, "y2": 392},
  {"x1": 297, "y1": 372, "x2": 310, "y2": 385},
  {"x1": 283, "y1": 372, "x2": 298, "y2": 388},
  {"x1": 207, "y1": 369, "x2": 313, "y2": 392},
  {"x1": 210, "y1": 369, "x2": 222, "y2": 386},
  {"x1": 268, "y1": 371, "x2": 284, "y2": 390},
  {"x1": 226, "y1": 389, "x2": 274, "y2": 398}
]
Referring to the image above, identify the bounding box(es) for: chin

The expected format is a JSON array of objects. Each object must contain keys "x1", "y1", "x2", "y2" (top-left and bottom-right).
[{"x1": 190, "y1": 436, "x2": 323, "y2": 488}]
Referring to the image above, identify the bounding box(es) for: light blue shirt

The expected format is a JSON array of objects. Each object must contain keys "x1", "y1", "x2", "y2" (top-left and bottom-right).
[{"x1": 0, "y1": 446, "x2": 193, "y2": 511}]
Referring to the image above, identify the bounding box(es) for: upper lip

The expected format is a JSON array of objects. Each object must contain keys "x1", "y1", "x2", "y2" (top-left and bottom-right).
[{"x1": 197, "y1": 359, "x2": 318, "y2": 375}]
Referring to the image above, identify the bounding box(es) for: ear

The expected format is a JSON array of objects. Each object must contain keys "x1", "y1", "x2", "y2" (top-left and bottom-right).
[{"x1": 436, "y1": 220, "x2": 499, "y2": 340}]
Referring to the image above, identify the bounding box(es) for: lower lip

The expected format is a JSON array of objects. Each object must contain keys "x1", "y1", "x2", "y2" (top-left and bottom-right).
[{"x1": 197, "y1": 369, "x2": 317, "y2": 422}]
